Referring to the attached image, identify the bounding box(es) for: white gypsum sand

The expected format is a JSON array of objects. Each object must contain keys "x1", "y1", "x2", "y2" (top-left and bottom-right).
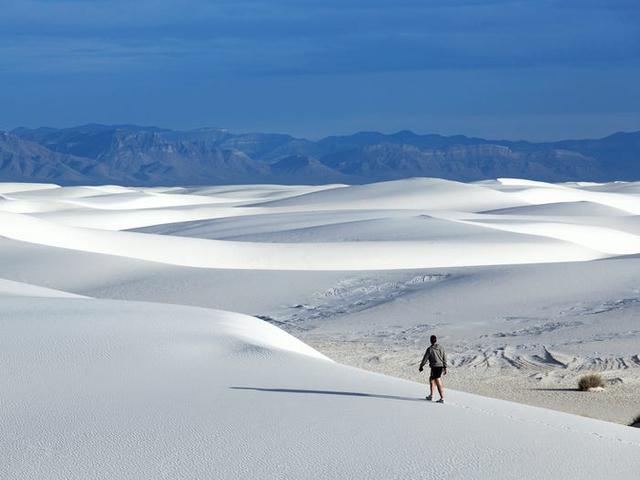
[
  {"x1": 1, "y1": 178, "x2": 640, "y2": 478},
  {"x1": 1, "y1": 286, "x2": 640, "y2": 479}
]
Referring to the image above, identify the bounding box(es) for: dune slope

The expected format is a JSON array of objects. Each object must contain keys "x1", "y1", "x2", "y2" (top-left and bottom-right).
[{"x1": 1, "y1": 286, "x2": 639, "y2": 479}]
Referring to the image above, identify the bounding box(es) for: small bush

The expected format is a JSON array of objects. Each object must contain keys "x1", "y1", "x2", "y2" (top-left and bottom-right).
[
  {"x1": 630, "y1": 415, "x2": 640, "y2": 428},
  {"x1": 578, "y1": 373, "x2": 605, "y2": 391}
]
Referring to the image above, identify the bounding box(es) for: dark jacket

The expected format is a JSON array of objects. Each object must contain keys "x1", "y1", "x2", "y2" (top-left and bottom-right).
[{"x1": 420, "y1": 343, "x2": 447, "y2": 369}]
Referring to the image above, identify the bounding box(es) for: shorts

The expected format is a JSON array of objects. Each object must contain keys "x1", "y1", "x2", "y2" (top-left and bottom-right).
[{"x1": 430, "y1": 367, "x2": 444, "y2": 380}]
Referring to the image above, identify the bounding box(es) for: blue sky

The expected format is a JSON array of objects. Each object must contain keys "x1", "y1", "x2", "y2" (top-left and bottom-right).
[{"x1": 1, "y1": 0, "x2": 639, "y2": 139}]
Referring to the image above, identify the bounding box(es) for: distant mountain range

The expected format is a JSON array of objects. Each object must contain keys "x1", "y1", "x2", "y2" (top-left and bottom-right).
[{"x1": 1, "y1": 124, "x2": 639, "y2": 185}]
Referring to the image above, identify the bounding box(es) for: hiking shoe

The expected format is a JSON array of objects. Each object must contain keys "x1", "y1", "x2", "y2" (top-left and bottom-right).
[
  {"x1": 425, "y1": 395, "x2": 433, "y2": 401},
  {"x1": 436, "y1": 398, "x2": 445, "y2": 404}
]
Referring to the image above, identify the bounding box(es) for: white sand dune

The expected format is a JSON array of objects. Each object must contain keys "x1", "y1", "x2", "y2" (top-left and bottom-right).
[
  {"x1": 0, "y1": 182, "x2": 59, "y2": 194},
  {"x1": 0, "y1": 210, "x2": 606, "y2": 270},
  {"x1": 0, "y1": 278, "x2": 86, "y2": 298},
  {"x1": 6, "y1": 177, "x2": 640, "y2": 269},
  {"x1": 1, "y1": 286, "x2": 639, "y2": 479},
  {"x1": 0, "y1": 198, "x2": 77, "y2": 214},
  {"x1": 3, "y1": 177, "x2": 640, "y2": 478},
  {"x1": 485, "y1": 200, "x2": 631, "y2": 217},
  {"x1": 488, "y1": 180, "x2": 640, "y2": 214},
  {"x1": 64, "y1": 191, "x2": 219, "y2": 210},
  {"x1": 442, "y1": 215, "x2": 640, "y2": 255},
  {"x1": 136, "y1": 210, "x2": 587, "y2": 244},
  {"x1": 255, "y1": 177, "x2": 528, "y2": 211},
  {"x1": 32, "y1": 204, "x2": 254, "y2": 230}
]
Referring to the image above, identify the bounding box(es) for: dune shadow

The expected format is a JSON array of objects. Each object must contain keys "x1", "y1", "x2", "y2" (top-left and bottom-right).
[{"x1": 230, "y1": 386, "x2": 426, "y2": 402}]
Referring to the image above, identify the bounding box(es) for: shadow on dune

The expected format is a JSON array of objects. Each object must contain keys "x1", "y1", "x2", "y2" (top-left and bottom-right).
[{"x1": 230, "y1": 386, "x2": 425, "y2": 402}]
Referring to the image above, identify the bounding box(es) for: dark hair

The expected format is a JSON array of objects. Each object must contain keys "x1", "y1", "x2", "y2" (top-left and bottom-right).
[{"x1": 430, "y1": 335, "x2": 437, "y2": 344}]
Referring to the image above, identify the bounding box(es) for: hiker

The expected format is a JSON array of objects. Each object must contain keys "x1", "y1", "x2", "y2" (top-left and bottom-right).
[{"x1": 419, "y1": 335, "x2": 447, "y2": 403}]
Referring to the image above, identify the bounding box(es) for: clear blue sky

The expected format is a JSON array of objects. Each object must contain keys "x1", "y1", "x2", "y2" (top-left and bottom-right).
[{"x1": 1, "y1": 0, "x2": 639, "y2": 140}]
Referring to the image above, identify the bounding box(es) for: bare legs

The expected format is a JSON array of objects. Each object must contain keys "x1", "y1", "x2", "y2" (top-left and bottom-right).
[{"x1": 430, "y1": 378, "x2": 444, "y2": 400}]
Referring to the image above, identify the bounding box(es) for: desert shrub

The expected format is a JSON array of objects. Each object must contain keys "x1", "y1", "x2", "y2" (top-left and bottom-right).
[
  {"x1": 630, "y1": 415, "x2": 640, "y2": 428},
  {"x1": 577, "y1": 373, "x2": 605, "y2": 391}
]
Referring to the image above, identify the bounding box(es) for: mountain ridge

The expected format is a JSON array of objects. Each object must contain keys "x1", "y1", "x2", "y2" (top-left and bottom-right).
[{"x1": 2, "y1": 124, "x2": 639, "y2": 185}]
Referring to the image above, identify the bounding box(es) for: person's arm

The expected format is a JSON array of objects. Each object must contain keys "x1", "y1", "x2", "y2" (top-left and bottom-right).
[
  {"x1": 443, "y1": 349, "x2": 448, "y2": 374},
  {"x1": 419, "y1": 348, "x2": 429, "y2": 371}
]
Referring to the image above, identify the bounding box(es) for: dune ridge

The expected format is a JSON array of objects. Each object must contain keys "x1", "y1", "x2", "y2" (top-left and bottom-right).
[{"x1": 4, "y1": 177, "x2": 640, "y2": 269}]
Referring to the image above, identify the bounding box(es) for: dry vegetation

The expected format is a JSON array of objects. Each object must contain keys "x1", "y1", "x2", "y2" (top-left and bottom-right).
[{"x1": 578, "y1": 373, "x2": 605, "y2": 391}]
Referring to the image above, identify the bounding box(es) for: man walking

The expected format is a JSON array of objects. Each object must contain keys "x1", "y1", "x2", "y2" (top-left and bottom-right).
[{"x1": 419, "y1": 335, "x2": 447, "y2": 403}]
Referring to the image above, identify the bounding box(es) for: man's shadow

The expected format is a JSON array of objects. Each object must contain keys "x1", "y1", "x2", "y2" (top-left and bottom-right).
[{"x1": 230, "y1": 386, "x2": 425, "y2": 402}]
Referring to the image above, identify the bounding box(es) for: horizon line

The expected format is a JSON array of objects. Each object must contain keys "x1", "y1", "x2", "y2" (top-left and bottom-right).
[{"x1": 4, "y1": 123, "x2": 640, "y2": 145}]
